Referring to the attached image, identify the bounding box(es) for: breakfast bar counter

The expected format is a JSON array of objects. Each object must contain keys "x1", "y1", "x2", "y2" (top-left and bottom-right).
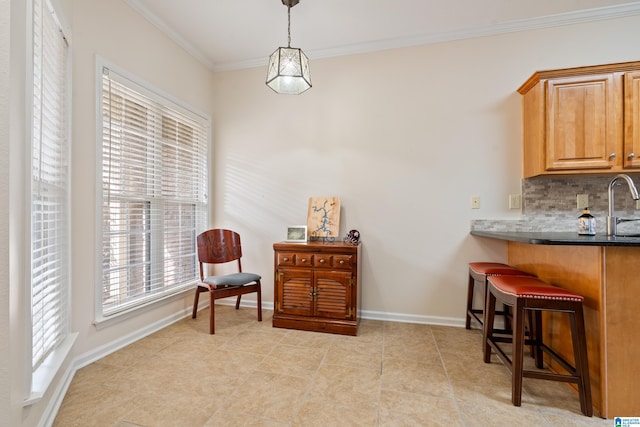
[
  {"x1": 470, "y1": 229, "x2": 640, "y2": 246},
  {"x1": 471, "y1": 229, "x2": 640, "y2": 418}
]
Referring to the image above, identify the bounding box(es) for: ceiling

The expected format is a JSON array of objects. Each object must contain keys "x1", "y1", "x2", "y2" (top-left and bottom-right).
[{"x1": 125, "y1": 0, "x2": 640, "y2": 72}]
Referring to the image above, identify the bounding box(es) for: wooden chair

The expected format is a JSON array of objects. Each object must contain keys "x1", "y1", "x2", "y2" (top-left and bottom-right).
[
  {"x1": 192, "y1": 229, "x2": 262, "y2": 334},
  {"x1": 483, "y1": 275, "x2": 592, "y2": 416}
]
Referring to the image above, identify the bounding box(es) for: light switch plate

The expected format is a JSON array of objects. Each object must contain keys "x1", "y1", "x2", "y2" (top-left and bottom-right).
[
  {"x1": 509, "y1": 194, "x2": 522, "y2": 209},
  {"x1": 471, "y1": 196, "x2": 480, "y2": 209}
]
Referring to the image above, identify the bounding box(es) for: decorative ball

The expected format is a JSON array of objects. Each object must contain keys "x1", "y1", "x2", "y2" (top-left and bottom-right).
[{"x1": 344, "y1": 229, "x2": 360, "y2": 244}]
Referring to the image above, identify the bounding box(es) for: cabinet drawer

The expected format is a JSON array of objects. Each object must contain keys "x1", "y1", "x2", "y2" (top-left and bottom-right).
[
  {"x1": 276, "y1": 252, "x2": 296, "y2": 267},
  {"x1": 313, "y1": 254, "x2": 353, "y2": 269},
  {"x1": 295, "y1": 254, "x2": 313, "y2": 267},
  {"x1": 276, "y1": 252, "x2": 314, "y2": 267}
]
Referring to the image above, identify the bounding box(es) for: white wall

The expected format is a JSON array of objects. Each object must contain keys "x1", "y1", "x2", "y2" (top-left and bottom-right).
[{"x1": 210, "y1": 15, "x2": 640, "y2": 321}]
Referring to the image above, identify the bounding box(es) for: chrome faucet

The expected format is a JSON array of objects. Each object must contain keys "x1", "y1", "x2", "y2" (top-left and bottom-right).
[{"x1": 606, "y1": 174, "x2": 640, "y2": 235}]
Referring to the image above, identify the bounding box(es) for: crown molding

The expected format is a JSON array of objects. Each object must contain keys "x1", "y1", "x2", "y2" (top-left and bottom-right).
[{"x1": 125, "y1": 1, "x2": 640, "y2": 72}]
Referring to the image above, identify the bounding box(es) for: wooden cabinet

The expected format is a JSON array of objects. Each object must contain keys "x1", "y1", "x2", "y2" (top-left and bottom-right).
[
  {"x1": 272, "y1": 241, "x2": 361, "y2": 335},
  {"x1": 518, "y1": 61, "x2": 640, "y2": 178}
]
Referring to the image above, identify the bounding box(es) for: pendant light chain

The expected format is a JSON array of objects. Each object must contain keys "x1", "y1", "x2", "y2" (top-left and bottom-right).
[{"x1": 287, "y1": 4, "x2": 291, "y2": 48}]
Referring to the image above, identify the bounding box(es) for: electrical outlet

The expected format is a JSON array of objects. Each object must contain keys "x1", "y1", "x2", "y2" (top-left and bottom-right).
[
  {"x1": 471, "y1": 196, "x2": 480, "y2": 209},
  {"x1": 509, "y1": 194, "x2": 522, "y2": 209},
  {"x1": 577, "y1": 193, "x2": 589, "y2": 209}
]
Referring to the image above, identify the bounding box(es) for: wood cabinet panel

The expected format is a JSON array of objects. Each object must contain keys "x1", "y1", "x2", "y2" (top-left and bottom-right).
[
  {"x1": 546, "y1": 74, "x2": 618, "y2": 171},
  {"x1": 601, "y1": 247, "x2": 640, "y2": 417},
  {"x1": 277, "y1": 268, "x2": 312, "y2": 316},
  {"x1": 624, "y1": 71, "x2": 640, "y2": 169}
]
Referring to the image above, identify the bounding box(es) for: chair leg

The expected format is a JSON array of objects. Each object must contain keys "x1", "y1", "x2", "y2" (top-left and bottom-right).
[
  {"x1": 235, "y1": 295, "x2": 241, "y2": 310},
  {"x1": 465, "y1": 274, "x2": 475, "y2": 329},
  {"x1": 256, "y1": 281, "x2": 263, "y2": 321},
  {"x1": 570, "y1": 305, "x2": 593, "y2": 416},
  {"x1": 511, "y1": 300, "x2": 526, "y2": 407},
  {"x1": 483, "y1": 290, "x2": 497, "y2": 363},
  {"x1": 192, "y1": 287, "x2": 202, "y2": 319},
  {"x1": 503, "y1": 303, "x2": 512, "y2": 332},
  {"x1": 531, "y1": 310, "x2": 544, "y2": 369},
  {"x1": 209, "y1": 291, "x2": 216, "y2": 334}
]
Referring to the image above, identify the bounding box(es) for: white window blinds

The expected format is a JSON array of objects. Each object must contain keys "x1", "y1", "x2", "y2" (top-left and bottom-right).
[
  {"x1": 31, "y1": 0, "x2": 70, "y2": 369},
  {"x1": 99, "y1": 66, "x2": 208, "y2": 317}
]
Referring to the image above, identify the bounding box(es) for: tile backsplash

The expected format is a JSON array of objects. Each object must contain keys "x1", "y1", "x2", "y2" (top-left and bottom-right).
[{"x1": 471, "y1": 174, "x2": 640, "y2": 233}]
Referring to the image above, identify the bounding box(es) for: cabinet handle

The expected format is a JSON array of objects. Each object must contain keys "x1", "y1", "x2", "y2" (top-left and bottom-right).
[
  {"x1": 629, "y1": 153, "x2": 636, "y2": 160},
  {"x1": 283, "y1": 257, "x2": 289, "y2": 262},
  {"x1": 319, "y1": 259, "x2": 326, "y2": 263},
  {"x1": 609, "y1": 152, "x2": 617, "y2": 159},
  {"x1": 301, "y1": 258, "x2": 307, "y2": 263},
  {"x1": 339, "y1": 260, "x2": 345, "y2": 265}
]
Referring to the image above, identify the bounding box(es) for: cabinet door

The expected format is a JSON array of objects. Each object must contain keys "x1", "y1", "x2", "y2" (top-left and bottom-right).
[
  {"x1": 624, "y1": 71, "x2": 640, "y2": 169},
  {"x1": 276, "y1": 269, "x2": 313, "y2": 316},
  {"x1": 315, "y1": 270, "x2": 353, "y2": 320},
  {"x1": 546, "y1": 74, "x2": 620, "y2": 171}
]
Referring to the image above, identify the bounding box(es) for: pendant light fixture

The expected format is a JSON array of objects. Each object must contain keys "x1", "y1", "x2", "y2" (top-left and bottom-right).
[{"x1": 266, "y1": 0, "x2": 311, "y2": 95}]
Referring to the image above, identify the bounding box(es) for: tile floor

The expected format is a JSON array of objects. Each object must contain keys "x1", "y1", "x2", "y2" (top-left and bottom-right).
[{"x1": 53, "y1": 305, "x2": 613, "y2": 426}]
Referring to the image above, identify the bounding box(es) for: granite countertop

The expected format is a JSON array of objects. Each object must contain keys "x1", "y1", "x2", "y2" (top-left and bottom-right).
[{"x1": 470, "y1": 229, "x2": 640, "y2": 247}]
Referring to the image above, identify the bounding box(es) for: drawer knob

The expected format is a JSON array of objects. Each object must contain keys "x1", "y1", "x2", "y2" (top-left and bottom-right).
[
  {"x1": 319, "y1": 259, "x2": 326, "y2": 263},
  {"x1": 301, "y1": 258, "x2": 307, "y2": 262},
  {"x1": 629, "y1": 152, "x2": 636, "y2": 160},
  {"x1": 283, "y1": 257, "x2": 289, "y2": 262},
  {"x1": 609, "y1": 152, "x2": 617, "y2": 159},
  {"x1": 339, "y1": 259, "x2": 345, "y2": 265}
]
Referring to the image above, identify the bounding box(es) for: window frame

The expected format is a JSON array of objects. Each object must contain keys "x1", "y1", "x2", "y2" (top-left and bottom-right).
[
  {"x1": 94, "y1": 58, "x2": 210, "y2": 328},
  {"x1": 25, "y1": 0, "x2": 77, "y2": 405}
]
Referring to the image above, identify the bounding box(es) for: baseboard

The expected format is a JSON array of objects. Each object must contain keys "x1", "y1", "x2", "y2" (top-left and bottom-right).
[{"x1": 359, "y1": 309, "x2": 465, "y2": 328}]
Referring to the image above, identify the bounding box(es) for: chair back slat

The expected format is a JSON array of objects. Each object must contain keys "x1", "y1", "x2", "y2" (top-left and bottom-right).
[{"x1": 197, "y1": 229, "x2": 243, "y2": 265}]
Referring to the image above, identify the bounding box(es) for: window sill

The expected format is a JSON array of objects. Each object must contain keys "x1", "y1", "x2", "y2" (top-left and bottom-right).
[
  {"x1": 24, "y1": 332, "x2": 78, "y2": 407},
  {"x1": 94, "y1": 286, "x2": 194, "y2": 330}
]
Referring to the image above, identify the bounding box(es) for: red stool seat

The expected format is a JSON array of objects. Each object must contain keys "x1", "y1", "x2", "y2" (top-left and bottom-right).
[
  {"x1": 483, "y1": 275, "x2": 592, "y2": 417},
  {"x1": 466, "y1": 262, "x2": 536, "y2": 330}
]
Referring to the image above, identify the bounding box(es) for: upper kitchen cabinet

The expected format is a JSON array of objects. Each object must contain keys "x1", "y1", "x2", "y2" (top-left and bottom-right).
[{"x1": 518, "y1": 61, "x2": 640, "y2": 178}]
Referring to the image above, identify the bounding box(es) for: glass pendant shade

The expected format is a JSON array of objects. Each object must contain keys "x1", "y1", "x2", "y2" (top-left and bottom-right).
[{"x1": 266, "y1": 46, "x2": 311, "y2": 95}]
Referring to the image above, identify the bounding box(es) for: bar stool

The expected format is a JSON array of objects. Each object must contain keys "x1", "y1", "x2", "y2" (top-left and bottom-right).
[
  {"x1": 466, "y1": 262, "x2": 536, "y2": 330},
  {"x1": 483, "y1": 275, "x2": 592, "y2": 417}
]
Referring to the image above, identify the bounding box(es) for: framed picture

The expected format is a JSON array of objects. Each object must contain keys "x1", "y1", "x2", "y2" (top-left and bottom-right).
[
  {"x1": 286, "y1": 225, "x2": 307, "y2": 243},
  {"x1": 307, "y1": 196, "x2": 340, "y2": 238}
]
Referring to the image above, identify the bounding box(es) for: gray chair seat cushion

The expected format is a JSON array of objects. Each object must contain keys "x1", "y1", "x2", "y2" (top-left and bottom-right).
[{"x1": 203, "y1": 272, "x2": 261, "y2": 287}]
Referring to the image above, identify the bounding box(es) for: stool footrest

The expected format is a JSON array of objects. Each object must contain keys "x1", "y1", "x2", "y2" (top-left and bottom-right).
[{"x1": 523, "y1": 370, "x2": 580, "y2": 384}]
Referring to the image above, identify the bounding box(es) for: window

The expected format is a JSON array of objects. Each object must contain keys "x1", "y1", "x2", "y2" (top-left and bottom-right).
[
  {"x1": 31, "y1": 0, "x2": 70, "y2": 372},
  {"x1": 98, "y1": 64, "x2": 209, "y2": 320}
]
